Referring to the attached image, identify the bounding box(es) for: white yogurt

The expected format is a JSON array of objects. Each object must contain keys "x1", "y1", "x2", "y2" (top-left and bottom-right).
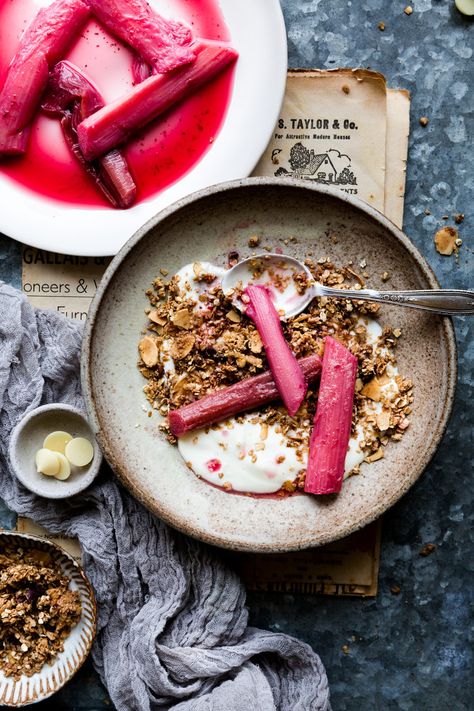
[
  {"x1": 178, "y1": 416, "x2": 303, "y2": 494},
  {"x1": 177, "y1": 412, "x2": 376, "y2": 494},
  {"x1": 174, "y1": 262, "x2": 225, "y2": 309}
]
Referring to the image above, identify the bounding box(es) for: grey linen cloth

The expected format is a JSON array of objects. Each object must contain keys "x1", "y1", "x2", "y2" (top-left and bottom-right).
[{"x1": 0, "y1": 282, "x2": 331, "y2": 711}]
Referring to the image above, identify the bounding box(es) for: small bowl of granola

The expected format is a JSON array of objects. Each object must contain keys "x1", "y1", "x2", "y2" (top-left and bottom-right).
[{"x1": 0, "y1": 531, "x2": 96, "y2": 706}]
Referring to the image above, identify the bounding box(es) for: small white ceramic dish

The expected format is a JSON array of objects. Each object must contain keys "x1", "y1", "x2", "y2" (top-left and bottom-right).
[
  {"x1": 0, "y1": 531, "x2": 96, "y2": 707},
  {"x1": 0, "y1": 0, "x2": 287, "y2": 256},
  {"x1": 8, "y1": 404, "x2": 102, "y2": 499}
]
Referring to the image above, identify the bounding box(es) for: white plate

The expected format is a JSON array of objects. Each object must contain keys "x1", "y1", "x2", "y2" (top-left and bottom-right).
[{"x1": 0, "y1": 0, "x2": 287, "y2": 256}]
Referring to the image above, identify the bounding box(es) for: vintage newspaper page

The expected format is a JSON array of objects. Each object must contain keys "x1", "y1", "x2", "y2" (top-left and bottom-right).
[
  {"x1": 18, "y1": 70, "x2": 410, "y2": 596},
  {"x1": 384, "y1": 89, "x2": 410, "y2": 228},
  {"x1": 253, "y1": 69, "x2": 388, "y2": 212},
  {"x1": 21, "y1": 248, "x2": 110, "y2": 319}
]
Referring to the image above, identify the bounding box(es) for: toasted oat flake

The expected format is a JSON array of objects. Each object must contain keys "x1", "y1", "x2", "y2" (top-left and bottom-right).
[{"x1": 365, "y1": 448, "x2": 384, "y2": 463}]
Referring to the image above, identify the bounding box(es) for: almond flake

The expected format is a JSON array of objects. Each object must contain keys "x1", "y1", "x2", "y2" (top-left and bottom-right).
[
  {"x1": 171, "y1": 308, "x2": 193, "y2": 329},
  {"x1": 148, "y1": 310, "x2": 166, "y2": 326},
  {"x1": 434, "y1": 226, "x2": 458, "y2": 256},
  {"x1": 139, "y1": 336, "x2": 159, "y2": 367},
  {"x1": 361, "y1": 378, "x2": 382, "y2": 402},
  {"x1": 170, "y1": 333, "x2": 195, "y2": 360},
  {"x1": 226, "y1": 309, "x2": 241, "y2": 323},
  {"x1": 376, "y1": 411, "x2": 391, "y2": 431}
]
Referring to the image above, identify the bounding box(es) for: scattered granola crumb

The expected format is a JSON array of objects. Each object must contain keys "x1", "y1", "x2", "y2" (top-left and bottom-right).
[
  {"x1": 341, "y1": 645, "x2": 350, "y2": 655},
  {"x1": 342, "y1": 85, "x2": 350, "y2": 94},
  {"x1": 419, "y1": 116, "x2": 429, "y2": 127},
  {"x1": 365, "y1": 448, "x2": 384, "y2": 463},
  {"x1": 378, "y1": 21, "x2": 385, "y2": 30},
  {"x1": 420, "y1": 543, "x2": 437, "y2": 557},
  {"x1": 390, "y1": 585, "x2": 401, "y2": 595},
  {"x1": 227, "y1": 251, "x2": 239, "y2": 267},
  {"x1": 434, "y1": 226, "x2": 459, "y2": 256},
  {"x1": 454, "y1": 213, "x2": 464, "y2": 224},
  {"x1": 424, "y1": 208, "x2": 431, "y2": 216},
  {"x1": 404, "y1": 5, "x2": 413, "y2": 15},
  {"x1": 159, "y1": 268, "x2": 169, "y2": 276},
  {"x1": 381, "y1": 271, "x2": 390, "y2": 282},
  {"x1": 248, "y1": 235, "x2": 260, "y2": 248}
]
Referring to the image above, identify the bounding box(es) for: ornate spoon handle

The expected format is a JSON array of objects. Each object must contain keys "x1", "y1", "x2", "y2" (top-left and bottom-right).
[{"x1": 319, "y1": 287, "x2": 474, "y2": 315}]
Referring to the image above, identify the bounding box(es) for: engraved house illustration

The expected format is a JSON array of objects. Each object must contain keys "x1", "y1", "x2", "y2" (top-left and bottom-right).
[
  {"x1": 275, "y1": 143, "x2": 357, "y2": 186},
  {"x1": 294, "y1": 151, "x2": 337, "y2": 181}
]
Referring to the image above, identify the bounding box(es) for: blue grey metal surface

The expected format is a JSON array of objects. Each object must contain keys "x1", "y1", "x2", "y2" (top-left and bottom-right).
[{"x1": 0, "y1": 1, "x2": 472, "y2": 708}]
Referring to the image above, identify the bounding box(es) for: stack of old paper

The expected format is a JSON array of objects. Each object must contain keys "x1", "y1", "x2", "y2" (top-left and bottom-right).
[{"x1": 19, "y1": 69, "x2": 410, "y2": 596}]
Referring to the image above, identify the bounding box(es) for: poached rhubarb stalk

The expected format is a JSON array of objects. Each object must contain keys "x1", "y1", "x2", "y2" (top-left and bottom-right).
[
  {"x1": 86, "y1": 0, "x2": 195, "y2": 76},
  {"x1": 77, "y1": 40, "x2": 238, "y2": 161},
  {"x1": 304, "y1": 336, "x2": 358, "y2": 496},
  {"x1": 244, "y1": 285, "x2": 308, "y2": 417},
  {"x1": 168, "y1": 355, "x2": 322, "y2": 437},
  {"x1": 0, "y1": 0, "x2": 90, "y2": 156},
  {"x1": 42, "y1": 61, "x2": 136, "y2": 209}
]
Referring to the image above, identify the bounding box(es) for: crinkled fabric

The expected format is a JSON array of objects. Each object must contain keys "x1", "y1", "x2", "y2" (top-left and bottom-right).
[{"x1": 0, "y1": 282, "x2": 331, "y2": 711}]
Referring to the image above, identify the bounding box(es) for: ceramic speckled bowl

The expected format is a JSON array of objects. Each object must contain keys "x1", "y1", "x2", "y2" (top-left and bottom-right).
[
  {"x1": 0, "y1": 531, "x2": 96, "y2": 706},
  {"x1": 81, "y1": 179, "x2": 457, "y2": 552}
]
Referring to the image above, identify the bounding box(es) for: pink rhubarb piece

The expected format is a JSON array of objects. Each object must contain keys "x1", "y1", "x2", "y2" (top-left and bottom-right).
[
  {"x1": 168, "y1": 355, "x2": 321, "y2": 437},
  {"x1": 0, "y1": 0, "x2": 90, "y2": 156},
  {"x1": 77, "y1": 40, "x2": 238, "y2": 161},
  {"x1": 42, "y1": 61, "x2": 136, "y2": 208},
  {"x1": 244, "y1": 284, "x2": 308, "y2": 417},
  {"x1": 86, "y1": 0, "x2": 195, "y2": 78},
  {"x1": 304, "y1": 336, "x2": 358, "y2": 495}
]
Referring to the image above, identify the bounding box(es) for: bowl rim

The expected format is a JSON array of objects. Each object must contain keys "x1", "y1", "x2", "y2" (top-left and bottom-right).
[
  {"x1": 0, "y1": 530, "x2": 97, "y2": 706},
  {"x1": 8, "y1": 404, "x2": 103, "y2": 500},
  {"x1": 81, "y1": 177, "x2": 458, "y2": 552}
]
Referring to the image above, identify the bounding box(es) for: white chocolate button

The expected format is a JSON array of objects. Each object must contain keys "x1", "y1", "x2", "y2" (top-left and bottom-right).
[
  {"x1": 455, "y1": 0, "x2": 474, "y2": 16},
  {"x1": 35, "y1": 449, "x2": 60, "y2": 477},
  {"x1": 43, "y1": 431, "x2": 73, "y2": 454},
  {"x1": 65, "y1": 437, "x2": 94, "y2": 467},
  {"x1": 54, "y1": 453, "x2": 71, "y2": 481}
]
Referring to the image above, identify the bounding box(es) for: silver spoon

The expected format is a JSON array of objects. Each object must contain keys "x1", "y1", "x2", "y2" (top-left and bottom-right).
[{"x1": 222, "y1": 253, "x2": 474, "y2": 319}]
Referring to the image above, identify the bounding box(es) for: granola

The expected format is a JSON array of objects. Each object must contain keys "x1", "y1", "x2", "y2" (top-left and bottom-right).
[
  {"x1": 138, "y1": 250, "x2": 414, "y2": 493},
  {"x1": 0, "y1": 542, "x2": 82, "y2": 679}
]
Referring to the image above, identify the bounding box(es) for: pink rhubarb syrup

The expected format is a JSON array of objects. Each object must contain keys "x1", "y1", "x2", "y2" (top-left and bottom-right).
[{"x1": 0, "y1": 0, "x2": 235, "y2": 207}]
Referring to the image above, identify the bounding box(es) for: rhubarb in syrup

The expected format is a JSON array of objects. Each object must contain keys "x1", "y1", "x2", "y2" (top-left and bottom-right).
[{"x1": 0, "y1": 0, "x2": 234, "y2": 207}]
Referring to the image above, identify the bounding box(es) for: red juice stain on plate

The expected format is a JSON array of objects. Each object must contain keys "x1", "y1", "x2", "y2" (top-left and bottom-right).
[{"x1": 0, "y1": 0, "x2": 234, "y2": 207}]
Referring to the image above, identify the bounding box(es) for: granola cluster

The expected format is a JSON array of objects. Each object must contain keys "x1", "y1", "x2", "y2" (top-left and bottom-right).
[
  {"x1": 0, "y1": 542, "x2": 82, "y2": 679},
  {"x1": 138, "y1": 251, "x2": 414, "y2": 487}
]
